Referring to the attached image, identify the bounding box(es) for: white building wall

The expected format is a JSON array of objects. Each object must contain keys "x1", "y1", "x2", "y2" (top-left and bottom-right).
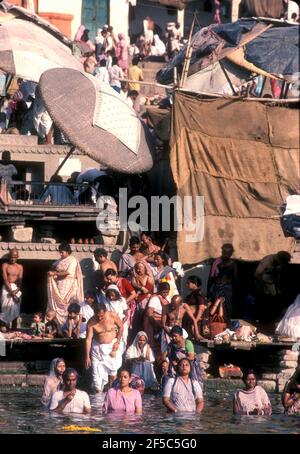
[
  {"x1": 109, "y1": 0, "x2": 130, "y2": 38},
  {"x1": 38, "y1": 0, "x2": 83, "y2": 39}
]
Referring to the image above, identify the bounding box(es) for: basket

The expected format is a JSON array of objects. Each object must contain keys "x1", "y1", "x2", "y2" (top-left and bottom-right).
[{"x1": 209, "y1": 315, "x2": 227, "y2": 338}]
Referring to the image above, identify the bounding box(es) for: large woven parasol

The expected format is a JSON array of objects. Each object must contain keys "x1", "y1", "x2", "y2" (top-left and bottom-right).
[
  {"x1": 0, "y1": 2, "x2": 83, "y2": 82},
  {"x1": 39, "y1": 68, "x2": 154, "y2": 174}
]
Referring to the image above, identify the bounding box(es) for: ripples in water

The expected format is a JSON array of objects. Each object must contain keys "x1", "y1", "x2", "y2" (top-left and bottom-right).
[{"x1": 0, "y1": 389, "x2": 299, "y2": 434}]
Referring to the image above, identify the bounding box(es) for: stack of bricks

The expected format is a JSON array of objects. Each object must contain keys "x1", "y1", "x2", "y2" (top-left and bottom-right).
[{"x1": 276, "y1": 349, "x2": 299, "y2": 393}]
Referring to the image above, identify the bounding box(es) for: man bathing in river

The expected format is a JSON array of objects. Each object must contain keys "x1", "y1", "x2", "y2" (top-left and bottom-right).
[
  {"x1": 0, "y1": 249, "x2": 23, "y2": 331},
  {"x1": 85, "y1": 303, "x2": 123, "y2": 392}
]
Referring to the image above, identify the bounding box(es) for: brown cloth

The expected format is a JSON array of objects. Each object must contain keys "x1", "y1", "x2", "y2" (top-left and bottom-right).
[
  {"x1": 239, "y1": 0, "x2": 286, "y2": 19},
  {"x1": 170, "y1": 92, "x2": 299, "y2": 264}
]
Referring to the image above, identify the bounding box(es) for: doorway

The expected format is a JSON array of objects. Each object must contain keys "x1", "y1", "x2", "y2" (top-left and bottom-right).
[{"x1": 81, "y1": 0, "x2": 109, "y2": 40}]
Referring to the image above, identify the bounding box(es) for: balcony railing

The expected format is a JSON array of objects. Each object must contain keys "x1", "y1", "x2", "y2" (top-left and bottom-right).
[{"x1": 6, "y1": 181, "x2": 98, "y2": 206}]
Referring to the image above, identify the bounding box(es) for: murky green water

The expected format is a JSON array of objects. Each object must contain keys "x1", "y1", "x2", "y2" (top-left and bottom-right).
[{"x1": 0, "y1": 388, "x2": 299, "y2": 434}]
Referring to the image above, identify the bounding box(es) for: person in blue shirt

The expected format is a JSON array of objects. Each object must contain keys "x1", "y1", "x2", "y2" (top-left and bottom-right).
[{"x1": 40, "y1": 175, "x2": 76, "y2": 205}]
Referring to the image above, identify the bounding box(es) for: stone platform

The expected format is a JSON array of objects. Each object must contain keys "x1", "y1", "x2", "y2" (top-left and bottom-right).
[{"x1": 195, "y1": 340, "x2": 300, "y2": 393}]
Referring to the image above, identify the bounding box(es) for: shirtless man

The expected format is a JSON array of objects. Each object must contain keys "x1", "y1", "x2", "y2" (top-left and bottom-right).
[
  {"x1": 85, "y1": 303, "x2": 123, "y2": 392},
  {"x1": 0, "y1": 249, "x2": 23, "y2": 330},
  {"x1": 93, "y1": 248, "x2": 117, "y2": 291},
  {"x1": 94, "y1": 248, "x2": 117, "y2": 274},
  {"x1": 162, "y1": 295, "x2": 201, "y2": 344}
]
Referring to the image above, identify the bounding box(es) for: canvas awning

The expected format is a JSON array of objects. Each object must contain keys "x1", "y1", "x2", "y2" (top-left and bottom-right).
[
  {"x1": 170, "y1": 91, "x2": 299, "y2": 264},
  {"x1": 157, "y1": 19, "x2": 299, "y2": 87}
]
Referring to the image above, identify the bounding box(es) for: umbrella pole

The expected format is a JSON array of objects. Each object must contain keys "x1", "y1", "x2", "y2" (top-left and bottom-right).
[
  {"x1": 52, "y1": 145, "x2": 76, "y2": 178},
  {"x1": 5, "y1": 74, "x2": 13, "y2": 96},
  {"x1": 39, "y1": 145, "x2": 75, "y2": 198}
]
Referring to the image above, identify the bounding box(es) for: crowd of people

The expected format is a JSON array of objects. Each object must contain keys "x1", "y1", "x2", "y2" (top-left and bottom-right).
[
  {"x1": 0, "y1": 234, "x2": 299, "y2": 416},
  {"x1": 0, "y1": 16, "x2": 172, "y2": 139}
]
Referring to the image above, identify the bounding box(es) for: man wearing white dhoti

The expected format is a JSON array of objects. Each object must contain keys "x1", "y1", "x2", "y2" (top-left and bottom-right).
[
  {"x1": 0, "y1": 249, "x2": 23, "y2": 330},
  {"x1": 47, "y1": 242, "x2": 84, "y2": 327},
  {"x1": 104, "y1": 284, "x2": 129, "y2": 353},
  {"x1": 85, "y1": 303, "x2": 123, "y2": 392}
]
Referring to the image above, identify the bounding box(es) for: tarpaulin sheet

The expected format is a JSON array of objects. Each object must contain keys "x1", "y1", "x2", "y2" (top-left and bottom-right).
[
  {"x1": 170, "y1": 91, "x2": 299, "y2": 264},
  {"x1": 157, "y1": 19, "x2": 299, "y2": 84},
  {"x1": 245, "y1": 26, "x2": 300, "y2": 75}
]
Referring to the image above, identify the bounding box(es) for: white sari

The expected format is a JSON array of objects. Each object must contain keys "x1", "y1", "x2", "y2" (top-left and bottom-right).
[
  {"x1": 47, "y1": 255, "x2": 84, "y2": 326},
  {"x1": 276, "y1": 294, "x2": 300, "y2": 338},
  {"x1": 125, "y1": 331, "x2": 158, "y2": 388}
]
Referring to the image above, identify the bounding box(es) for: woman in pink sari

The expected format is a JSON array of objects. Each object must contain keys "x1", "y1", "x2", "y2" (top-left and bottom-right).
[
  {"x1": 47, "y1": 243, "x2": 84, "y2": 327},
  {"x1": 233, "y1": 370, "x2": 272, "y2": 415},
  {"x1": 103, "y1": 368, "x2": 142, "y2": 414},
  {"x1": 116, "y1": 33, "x2": 128, "y2": 75}
]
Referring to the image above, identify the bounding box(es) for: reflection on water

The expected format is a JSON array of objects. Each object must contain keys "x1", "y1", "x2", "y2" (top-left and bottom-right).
[{"x1": 0, "y1": 389, "x2": 299, "y2": 434}]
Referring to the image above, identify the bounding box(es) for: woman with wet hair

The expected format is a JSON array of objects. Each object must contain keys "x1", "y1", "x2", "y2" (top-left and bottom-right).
[
  {"x1": 162, "y1": 358, "x2": 203, "y2": 413},
  {"x1": 233, "y1": 369, "x2": 272, "y2": 415},
  {"x1": 282, "y1": 367, "x2": 300, "y2": 415},
  {"x1": 41, "y1": 358, "x2": 66, "y2": 408},
  {"x1": 103, "y1": 368, "x2": 142, "y2": 414}
]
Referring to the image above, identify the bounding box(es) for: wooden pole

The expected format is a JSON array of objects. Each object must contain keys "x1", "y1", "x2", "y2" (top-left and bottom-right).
[
  {"x1": 179, "y1": 14, "x2": 196, "y2": 88},
  {"x1": 39, "y1": 145, "x2": 75, "y2": 199},
  {"x1": 219, "y1": 61, "x2": 237, "y2": 95},
  {"x1": 52, "y1": 145, "x2": 76, "y2": 179},
  {"x1": 174, "y1": 67, "x2": 178, "y2": 86},
  {"x1": 177, "y1": 88, "x2": 300, "y2": 103}
]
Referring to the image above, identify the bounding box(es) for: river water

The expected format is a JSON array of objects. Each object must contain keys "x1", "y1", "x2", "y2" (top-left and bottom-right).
[{"x1": 0, "y1": 388, "x2": 299, "y2": 434}]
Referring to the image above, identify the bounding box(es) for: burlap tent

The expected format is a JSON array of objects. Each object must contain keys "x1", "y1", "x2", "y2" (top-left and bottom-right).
[{"x1": 170, "y1": 91, "x2": 299, "y2": 264}]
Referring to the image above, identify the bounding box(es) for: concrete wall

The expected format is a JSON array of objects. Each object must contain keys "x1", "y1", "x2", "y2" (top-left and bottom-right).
[
  {"x1": 109, "y1": 0, "x2": 130, "y2": 37},
  {"x1": 38, "y1": 0, "x2": 130, "y2": 41},
  {"x1": 38, "y1": 0, "x2": 83, "y2": 39},
  {"x1": 4, "y1": 146, "x2": 100, "y2": 181}
]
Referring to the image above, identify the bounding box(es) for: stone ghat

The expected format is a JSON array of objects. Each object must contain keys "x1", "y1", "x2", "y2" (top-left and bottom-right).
[
  {"x1": 195, "y1": 340, "x2": 300, "y2": 393},
  {"x1": 0, "y1": 339, "x2": 299, "y2": 393}
]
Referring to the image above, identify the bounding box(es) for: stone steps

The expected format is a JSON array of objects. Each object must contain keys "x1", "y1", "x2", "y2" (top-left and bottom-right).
[
  {"x1": 0, "y1": 360, "x2": 50, "y2": 374},
  {"x1": 0, "y1": 374, "x2": 45, "y2": 386},
  {"x1": 139, "y1": 61, "x2": 167, "y2": 97}
]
